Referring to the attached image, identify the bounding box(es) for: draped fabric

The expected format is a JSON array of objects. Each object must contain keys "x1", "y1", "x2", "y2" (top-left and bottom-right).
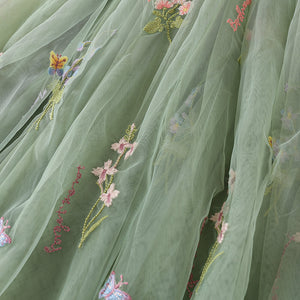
[{"x1": 0, "y1": 0, "x2": 299, "y2": 299}]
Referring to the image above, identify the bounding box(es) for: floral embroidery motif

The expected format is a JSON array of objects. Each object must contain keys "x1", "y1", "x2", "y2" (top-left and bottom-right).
[
  {"x1": 33, "y1": 48, "x2": 85, "y2": 130},
  {"x1": 44, "y1": 166, "x2": 85, "y2": 253},
  {"x1": 99, "y1": 271, "x2": 131, "y2": 300},
  {"x1": 271, "y1": 232, "x2": 300, "y2": 300},
  {"x1": 78, "y1": 124, "x2": 138, "y2": 248},
  {"x1": 227, "y1": 0, "x2": 252, "y2": 32},
  {"x1": 144, "y1": 0, "x2": 192, "y2": 44},
  {"x1": 0, "y1": 217, "x2": 11, "y2": 247}
]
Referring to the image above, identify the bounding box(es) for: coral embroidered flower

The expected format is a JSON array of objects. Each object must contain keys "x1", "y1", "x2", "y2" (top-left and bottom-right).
[
  {"x1": 179, "y1": 1, "x2": 191, "y2": 15},
  {"x1": 100, "y1": 183, "x2": 120, "y2": 207},
  {"x1": 92, "y1": 160, "x2": 118, "y2": 184},
  {"x1": 228, "y1": 168, "x2": 236, "y2": 193},
  {"x1": 125, "y1": 142, "x2": 138, "y2": 160},
  {"x1": 111, "y1": 137, "x2": 129, "y2": 154},
  {"x1": 217, "y1": 222, "x2": 228, "y2": 244},
  {"x1": 155, "y1": 0, "x2": 174, "y2": 9}
]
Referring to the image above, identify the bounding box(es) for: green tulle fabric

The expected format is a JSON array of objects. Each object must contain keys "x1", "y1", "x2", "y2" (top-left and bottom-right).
[{"x1": 0, "y1": 0, "x2": 299, "y2": 299}]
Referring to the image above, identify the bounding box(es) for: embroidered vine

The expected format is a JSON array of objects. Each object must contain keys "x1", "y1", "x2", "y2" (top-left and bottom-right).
[
  {"x1": 78, "y1": 124, "x2": 138, "y2": 248},
  {"x1": 227, "y1": 0, "x2": 252, "y2": 32},
  {"x1": 271, "y1": 232, "x2": 300, "y2": 300},
  {"x1": 99, "y1": 271, "x2": 131, "y2": 299},
  {"x1": 144, "y1": 0, "x2": 192, "y2": 44},
  {"x1": 0, "y1": 217, "x2": 11, "y2": 247},
  {"x1": 44, "y1": 166, "x2": 85, "y2": 253}
]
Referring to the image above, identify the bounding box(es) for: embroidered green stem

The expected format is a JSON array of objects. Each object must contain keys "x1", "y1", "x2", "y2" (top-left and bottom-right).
[
  {"x1": 195, "y1": 240, "x2": 224, "y2": 292},
  {"x1": 144, "y1": 4, "x2": 182, "y2": 44},
  {"x1": 78, "y1": 215, "x2": 108, "y2": 248},
  {"x1": 78, "y1": 124, "x2": 138, "y2": 248}
]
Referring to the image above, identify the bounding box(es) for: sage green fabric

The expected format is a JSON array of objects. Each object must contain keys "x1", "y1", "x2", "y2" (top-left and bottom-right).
[{"x1": 0, "y1": 0, "x2": 299, "y2": 299}]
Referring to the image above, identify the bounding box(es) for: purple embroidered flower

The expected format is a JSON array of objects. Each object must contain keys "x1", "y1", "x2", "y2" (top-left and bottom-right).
[
  {"x1": 92, "y1": 160, "x2": 118, "y2": 184},
  {"x1": 100, "y1": 183, "x2": 120, "y2": 207},
  {"x1": 281, "y1": 108, "x2": 298, "y2": 131},
  {"x1": 125, "y1": 142, "x2": 138, "y2": 160}
]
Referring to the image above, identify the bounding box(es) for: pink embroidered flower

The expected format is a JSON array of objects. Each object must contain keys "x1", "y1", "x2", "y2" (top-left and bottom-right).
[
  {"x1": 217, "y1": 222, "x2": 228, "y2": 244},
  {"x1": 0, "y1": 52, "x2": 3, "y2": 56},
  {"x1": 111, "y1": 138, "x2": 129, "y2": 154},
  {"x1": 155, "y1": 0, "x2": 174, "y2": 9},
  {"x1": 92, "y1": 160, "x2": 118, "y2": 184},
  {"x1": 179, "y1": 1, "x2": 191, "y2": 15},
  {"x1": 125, "y1": 142, "x2": 138, "y2": 160},
  {"x1": 100, "y1": 183, "x2": 120, "y2": 207}
]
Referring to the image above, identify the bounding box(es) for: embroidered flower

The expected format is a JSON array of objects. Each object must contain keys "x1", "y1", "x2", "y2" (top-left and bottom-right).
[
  {"x1": 92, "y1": 160, "x2": 118, "y2": 184},
  {"x1": 179, "y1": 1, "x2": 191, "y2": 15},
  {"x1": 155, "y1": 0, "x2": 174, "y2": 9},
  {"x1": 79, "y1": 124, "x2": 138, "y2": 248},
  {"x1": 0, "y1": 217, "x2": 11, "y2": 247},
  {"x1": 228, "y1": 168, "x2": 236, "y2": 193},
  {"x1": 0, "y1": 52, "x2": 3, "y2": 56},
  {"x1": 125, "y1": 142, "x2": 138, "y2": 160},
  {"x1": 217, "y1": 222, "x2": 228, "y2": 244},
  {"x1": 111, "y1": 138, "x2": 129, "y2": 154},
  {"x1": 100, "y1": 183, "x2": 120, "y2": 207}
]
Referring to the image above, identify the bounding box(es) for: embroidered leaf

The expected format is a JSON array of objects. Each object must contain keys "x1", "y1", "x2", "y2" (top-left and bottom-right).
[
  {"x1": 143, "y1": 17, "x2": 164, "y2": 34},
  {"x1": 170, "y1": 16, "x2": 183, "y2": 29}
]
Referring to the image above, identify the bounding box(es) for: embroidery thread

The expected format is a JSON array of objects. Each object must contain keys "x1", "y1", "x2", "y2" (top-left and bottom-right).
[
  {"x1": 144, "y1": 0, "x2": 192, "y2": 44},
  {"x1": 0, "y1": 217, "x2": 11, "y2": 247},
  {"x1": 44, "y1": 166, "x2": 85, "y2": 253},
  {"x1": 99, "y1": 271, "x2": 131, "y2": 300},
  {"x1": 227, "y1": 0, "x2": 252, "y2": 32},
  {"x1": 78, "y1": 124, "x2": 138, "y2": 248}
]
